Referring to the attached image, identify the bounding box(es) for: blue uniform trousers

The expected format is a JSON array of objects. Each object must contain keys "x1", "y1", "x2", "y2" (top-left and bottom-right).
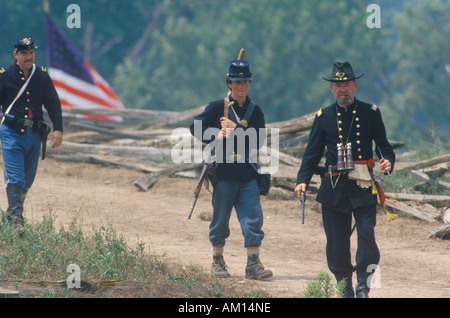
[
  {"x1": 1, "y1": 124, "x2": 41, "y2": 190},
  {"x1": 321, "y1": 204, "x2": 380, "y2": 278},
  {"x1": 210, "y1": 178, "x2": 264, "y2": 248}
]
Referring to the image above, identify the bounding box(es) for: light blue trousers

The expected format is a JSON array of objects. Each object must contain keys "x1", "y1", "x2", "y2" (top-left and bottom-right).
[
  {"x1": 210, "y1": 178, "x2": 264, "y2": 247},
  {"x1": 1, "y1": 124, "x2": 41, "y2": 190}
]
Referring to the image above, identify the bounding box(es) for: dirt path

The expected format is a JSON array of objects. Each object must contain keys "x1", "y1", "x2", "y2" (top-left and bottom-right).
[{"x1": 6, "y1": 158, "x2": 449, "y2": 298}]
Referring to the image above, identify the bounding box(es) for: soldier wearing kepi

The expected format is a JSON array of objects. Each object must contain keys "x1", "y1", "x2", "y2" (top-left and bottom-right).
[
  {"x1": 189, "y1": 58, "x2": 272, "y2": 280},
  {"x1": 0, "y1": 36, "x2": 63, "y2": 232},
  {"x1": 294, "y1": 61, "x2": 395, "y2": 298}
]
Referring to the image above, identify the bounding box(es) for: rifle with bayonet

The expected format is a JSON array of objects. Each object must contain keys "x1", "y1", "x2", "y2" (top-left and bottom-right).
[
  {"x1": 188, "y1": 150, "x2": 214, "y2": 219},
  {"x1": 188, "y1": 48, "x2": 246, "y2": 220}
]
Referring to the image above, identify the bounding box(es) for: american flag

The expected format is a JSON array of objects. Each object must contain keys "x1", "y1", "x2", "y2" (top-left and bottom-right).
[{"x1": 45, "y1": 13, "x2": 124, "y2": 121}]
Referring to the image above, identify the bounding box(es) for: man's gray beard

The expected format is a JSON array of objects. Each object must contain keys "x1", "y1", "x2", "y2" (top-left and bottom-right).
[{"x1": 337, "y1": 95, "x2": 353, "y2": 106}]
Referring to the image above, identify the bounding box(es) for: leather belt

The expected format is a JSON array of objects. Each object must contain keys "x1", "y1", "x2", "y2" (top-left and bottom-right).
[
  {"x1": 323, "y1": 165, "x2": 339, "y2": 177},
  {"x1": 324, "y1": 160, "x2": 386, "y2": 208},
  {"x1": 4, "y1": 114, "x2": 35, "y2": 128}
]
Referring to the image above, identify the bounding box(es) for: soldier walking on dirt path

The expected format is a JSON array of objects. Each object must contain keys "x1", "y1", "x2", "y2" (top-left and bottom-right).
[
  {"x1": 190, "y1": 57, "x2": 272, "y2": 280},
  {"x1": 0, "y1": 35, "x2": 63, "y2": 233},
  {"x1": 295, "y1": 61, "x2": 395, "y2": 297}
]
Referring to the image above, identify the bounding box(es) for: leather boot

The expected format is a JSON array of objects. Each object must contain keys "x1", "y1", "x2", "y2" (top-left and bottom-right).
[
  {"x1": 22, "y1": 188, "x2": 29, "y2": 203},
  {"x1": 356, "y1": 271, "x2": 370, "y2": 298},
  {"x1": 245, "y1": 246, "x2": 273, "y2": 280},
  {"x1": 336, "y1": 275, "x2": 355, "y2": 298},
  {"x1": 5, "y1": 184, "x2": 25, "y2": 232},
  {"x1": 211, "y1": 256, "x2": 231, "y2": 278},
  {"x1": 211, "y1": 246, "x2": 230, "y2": 278}
]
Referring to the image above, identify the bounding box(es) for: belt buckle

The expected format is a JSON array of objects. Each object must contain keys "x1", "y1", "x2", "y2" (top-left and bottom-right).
[{"x1": 23, "y1": 119, "x2": 34, "y2": 128}]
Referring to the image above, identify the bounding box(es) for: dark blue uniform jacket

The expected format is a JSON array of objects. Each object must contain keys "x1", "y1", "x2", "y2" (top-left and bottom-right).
[
  {"x1": 190, "y1": 96, "x2": 266, "y2": 183},
  {"x1": 0, "y1": 62, "x2": 63, "y2": 133},
  {"x1": 296, "y1": 99, "x2": 395, "y2": 213}
]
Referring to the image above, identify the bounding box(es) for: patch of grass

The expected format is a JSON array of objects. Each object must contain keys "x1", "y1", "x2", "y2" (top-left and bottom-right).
[
  {"x1": 408, "y1": 138, "x2": 449, "y2": 161},
  {"x1": 379, "y1": 138, "x2": 449, "y2": 195},
  {"x1": 303, "y1": 271, "x2": 345, "y2": 298},
  {"x1": 0, "y1": 212, "x2": 268, "y2": 298}
]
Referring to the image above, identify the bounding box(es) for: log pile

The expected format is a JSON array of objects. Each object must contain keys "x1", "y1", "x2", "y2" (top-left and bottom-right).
[
  {"x1": 47, "y1": 106, "x2": 449, "y2": 239},
  {"x1": 49, "y1": 105, "x2": 318, "y2": 191},
  {"x1": 384, "y1": 154, "x2": 450, "y2": 239}
]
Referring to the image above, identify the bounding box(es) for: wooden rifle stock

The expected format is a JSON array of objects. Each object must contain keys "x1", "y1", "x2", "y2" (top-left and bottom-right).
[
  {"x1": 188, "y1": 152, "x2": 212, "y2": 219},
  {"x1": 224, "y1": 97, "x2": 229, "y2": 119},
  {"x1": 237, "y1": 48, "x2": 246, "y2": 60}
]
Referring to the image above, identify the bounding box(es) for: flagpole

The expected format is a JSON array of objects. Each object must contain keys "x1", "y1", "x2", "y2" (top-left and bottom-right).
[
  {"x1": 43, "y1": 0, "x2": 50, "y2": 13},
  {"x1": 44, "y1": 0, "x2": 50, "y2": 68},
  {"x1": 45, "y1": 3, "x2": 125, "y2": 117}
]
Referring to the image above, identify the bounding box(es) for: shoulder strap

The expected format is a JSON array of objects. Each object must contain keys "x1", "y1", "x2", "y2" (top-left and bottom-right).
[
  {"x1": 243, "y1": 101, "x2": 256, "y2": 122},
  {"x1": 229, "y1": 101, "x2": 256, "y2": 127},
  {"x1": 2, "y1": 64, "x2": 36, "y2": 123}
]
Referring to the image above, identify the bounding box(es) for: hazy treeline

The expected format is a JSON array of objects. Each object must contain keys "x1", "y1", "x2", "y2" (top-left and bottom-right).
[{"x1": 1, "y1": 0, "x2": 448, "y2": 146}]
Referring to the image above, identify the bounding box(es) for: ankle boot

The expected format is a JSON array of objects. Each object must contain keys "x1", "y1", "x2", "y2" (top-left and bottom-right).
[
  {"x1": 245, "y1": 246, "x2": 273, "y2": 279},
  {"x1": 211, "y1": 246, "x2": 230, "y2": 278},
  {"x1": 356, "y1": 271, "x2": 370, "y2": 298},
  {"x1": 356, "y1": 280, "x2": 370, "y2": 298},
  {"x1": 211, "y1": 256, "x2": 231, "y2": 278}
]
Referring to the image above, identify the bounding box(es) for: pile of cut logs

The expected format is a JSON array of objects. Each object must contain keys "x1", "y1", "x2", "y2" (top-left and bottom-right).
[
  {"x1": 384, "y1": 153, "x2": 450, "y2": 239},
  {"x1": 48, "y1": 106, "x2": 449, "y2": 239}
]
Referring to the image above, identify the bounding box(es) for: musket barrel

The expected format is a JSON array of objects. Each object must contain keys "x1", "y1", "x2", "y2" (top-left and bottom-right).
[
  {"x1": 188, "y1": 194, "x2": 198, "y2": 219},
  {"x1": 188, "y1": 151, "x2": 213, "y2": 219}
]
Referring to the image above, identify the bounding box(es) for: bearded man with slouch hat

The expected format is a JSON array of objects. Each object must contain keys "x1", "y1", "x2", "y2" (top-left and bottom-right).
[
  {"x1": 294, "y1": 61, "x2": 395, "y2": 297},
  {"x1": 189, "y1": 57, "x2": 272, "y2": 280},
  {"x1": 0, "y1": 36, "x2": 63, "y2": 232}
]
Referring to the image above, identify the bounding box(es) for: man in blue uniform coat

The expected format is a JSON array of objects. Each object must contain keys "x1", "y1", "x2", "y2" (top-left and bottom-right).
[
  {"x1": 190, "y1": 59, "x2": 272, "y2": 280},
  {"x1": 295, "y1": 61, "x2": 395, "y2": 297},
  {"x1": 0, "y1": 36, "x2": 63, "y2": 232}
]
